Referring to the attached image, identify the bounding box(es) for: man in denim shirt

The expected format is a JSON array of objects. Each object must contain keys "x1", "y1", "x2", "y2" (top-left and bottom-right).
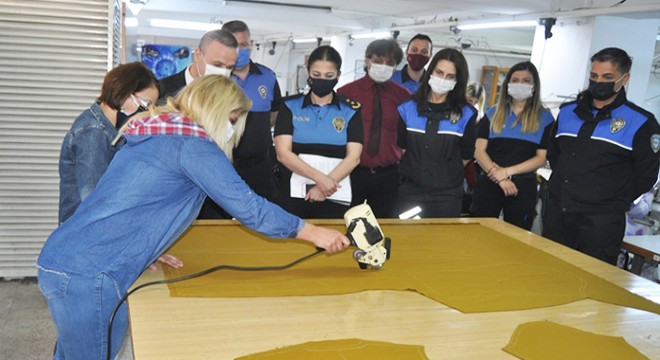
[
  {"x1": 58, "y1": 62, "x2": 159, "y2": 223},
  {"x1": 38, "y1": 76, "x2": 350, "y2": 360}
]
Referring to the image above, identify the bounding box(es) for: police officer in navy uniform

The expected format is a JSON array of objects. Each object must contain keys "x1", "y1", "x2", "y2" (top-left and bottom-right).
[
  {"x1": 392, "y1": 34, "x2": 433, "y2": 94},
  {"x1": 223, "y1": 20, "x2": 281, "y2": 199},
  {"x1": 274, "y1": 46, "x2": 363, "y2": 219},
  {"x1": 543, "y1": 47, "x2": 660, "y2": 265},
  {"x1": 397, "y1": 48, "x2": 477, "y2": 218},
  {"x1": 473, "y1": 62, "x2": 555, "y2": 230}
]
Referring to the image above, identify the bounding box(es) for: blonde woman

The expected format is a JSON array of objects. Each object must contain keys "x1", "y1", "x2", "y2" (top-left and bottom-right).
[
  {"x1": 37, "y1": 75, "x2": 350, "y2": 360},
  {"x1": 466, "y1": 82, "x2": 486, "y2": 123},
  {"x1": 473, "y1": 61, "x2": 554, "y2": 230}
]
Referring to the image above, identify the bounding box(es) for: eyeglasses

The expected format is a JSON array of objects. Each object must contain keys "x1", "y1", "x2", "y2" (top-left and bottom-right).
[{"x1": 130, "y1": 94, "x2": 151, "y2": 108}]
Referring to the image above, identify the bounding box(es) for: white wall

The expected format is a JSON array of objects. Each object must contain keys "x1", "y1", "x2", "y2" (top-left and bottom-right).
[
  {"x1": 531, "y1": 19, "x2": 595, "y2": 103},
  {"x1": 646, "y1": 73, "x2": 660, "y2": 119},
  {"x1": 531, "y1": 16, "x2": 660, "y2": 108},
  {"x1": 590, "y1": 16, "x2": 659, "y2": 105}
]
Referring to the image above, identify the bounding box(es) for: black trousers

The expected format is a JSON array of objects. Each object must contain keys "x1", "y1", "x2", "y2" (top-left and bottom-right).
[
  {"x1": 197, "y1": 156, "x2": 275, "y2": 220},
  {"x1": 235, "y1": 156, "x2": 275, "y2": 201},
  {"x1": 471, "y1": 175, "x2": 538, "y2": 230},
  {"x1": 542, "y1": 198, "x2": 625, "y2": 265},
  {"x1": 350, "y1": 164, "x2": 400, "y2": 218},
  {"x1": 397, "y1": 179, "x2": 462, "y2": 218}
]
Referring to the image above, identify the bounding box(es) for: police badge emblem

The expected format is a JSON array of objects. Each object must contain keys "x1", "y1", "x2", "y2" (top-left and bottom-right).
[
  {"x1": 610, "y1": 117, "x2": 625, "y2": 133},
  {"x1": 450, "y1": 112, "x2": 460, "y2": 124},
  {"x1": 651, "y1": 134, "x2": 660, "y2": 154},
  {"x1": 332, "y1": 117, "x2": 345, "y2": 132},
  {"x1": 258, "y1": 85, "x2": 268, "y2": 99}
]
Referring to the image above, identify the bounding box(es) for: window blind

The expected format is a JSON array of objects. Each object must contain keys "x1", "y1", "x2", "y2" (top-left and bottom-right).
[{"x1": 0, "y1": 0, "x2": 118, "y2": 278}]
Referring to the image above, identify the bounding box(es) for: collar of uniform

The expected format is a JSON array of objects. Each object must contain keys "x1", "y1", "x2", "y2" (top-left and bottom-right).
[
  {"x1": 575, "y1": 88, "x2": 627, "y2": 122},
  {"x1": 401, "y1": 64, "x2": 423, "y2": 84},
  {"x1": 422, "y1": 102, "x2": 452, "y2": 120},
  {"x1": 302, "y1": 91, "x2": 341, "y2": 109},
  {"x1": 247, "y1": 60, "x2": 262, "y2": 75}
]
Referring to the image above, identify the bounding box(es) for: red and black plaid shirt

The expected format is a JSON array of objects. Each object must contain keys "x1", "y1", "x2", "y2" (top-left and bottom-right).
[{"x1": 124, "y1": 113, "x2": 211, "y2": 141}]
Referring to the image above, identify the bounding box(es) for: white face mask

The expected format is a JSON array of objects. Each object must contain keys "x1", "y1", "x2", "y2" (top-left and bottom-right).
[
  {"x1": 368, "y1": 63, "x2": 395, "y2": 83},
  {"x1": 197, "y1": 55, "x2": 232, "y2": 78},
  {"x1": 224, "y1": 121, "x2": 235, "y2": 143},
  {"x1": 428, "y1": 75, "x2": 456, "y2": 95},
  {"x1": 508, "y1": 83, "x2": 534, "y2": 101}
]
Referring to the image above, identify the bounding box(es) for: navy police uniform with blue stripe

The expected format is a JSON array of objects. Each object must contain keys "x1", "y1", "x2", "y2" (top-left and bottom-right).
[
  {"x1": 391, "y1": 65, "x2": 420, "y2": 94},
  {"x1": 472, "y1": 106, "x2": 554, "y2": 230},
  {"x1": 198, "y1": 61, "x2": 281, "y2": 219},
  {"x1": 273, "y1": 92, "x2": 363, "y2": 218},
  {"x1": 396, "y1": 100, "x2": 477, "y2": 217},
  {"x1": 543, "y1": 90, "x2": 660, "y2": 264}
]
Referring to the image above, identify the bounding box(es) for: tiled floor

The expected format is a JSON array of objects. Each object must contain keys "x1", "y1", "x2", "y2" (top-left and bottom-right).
[{"x1": 0, "y1": 278, "x2": 55, "y2": 360}]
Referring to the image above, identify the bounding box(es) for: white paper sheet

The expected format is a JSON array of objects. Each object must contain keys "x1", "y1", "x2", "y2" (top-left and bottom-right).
[{"x1": 290, "y1": 153, "x2": 351, "y2": 205}]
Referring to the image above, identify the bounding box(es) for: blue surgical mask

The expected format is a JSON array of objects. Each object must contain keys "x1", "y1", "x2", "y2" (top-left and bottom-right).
[{"x1": 235, "y1": 48, "x2": 251, "y2": 69}]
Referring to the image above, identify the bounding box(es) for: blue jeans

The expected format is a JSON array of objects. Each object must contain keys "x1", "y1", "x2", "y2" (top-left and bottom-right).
[{"x1": 37, "y1": 267, "x2": 128, "y2": 360}]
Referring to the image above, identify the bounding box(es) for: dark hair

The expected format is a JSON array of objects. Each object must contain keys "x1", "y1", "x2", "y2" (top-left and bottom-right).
[
  {"x1": 198, "y1": 29, "x2": 238, "y2": 51},
  {"x1": 221, "y1": 20, "x2": 250, "y2": 35},
  {"x1": 591, "y1": 47, "x2": 632, "y2": 74},
  {"x1": 307, "y1": 45, "x2": 342, "y2": 72},
  {"x1": 365, "y1": 39, "x2": 404, "y2": 65},
  {"x1": 413, "y1": 48, "x2": 469, "y2": 116},
  {"x1": 97, "y1": 62, "x2": 158, "y2": 111},
  {"x1": 407, "y1": 34, "x2": 433, "y2": 53}
]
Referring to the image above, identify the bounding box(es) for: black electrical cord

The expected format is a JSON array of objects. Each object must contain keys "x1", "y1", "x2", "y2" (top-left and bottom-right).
[{"x1": 105, "y1": 247, "x2": 324, "y2": 360}]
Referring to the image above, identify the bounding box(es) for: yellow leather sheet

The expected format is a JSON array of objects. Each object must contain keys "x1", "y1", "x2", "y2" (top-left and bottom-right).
[
  {"x1": 235, "y1": 338, "x2": 428, "y2": 359},
  {"x1": 503, "y1": 321, "x2": 648, "y2": 359},
  {"x1": 163, "y1": 223, "x2": 660, "y2": 314}
]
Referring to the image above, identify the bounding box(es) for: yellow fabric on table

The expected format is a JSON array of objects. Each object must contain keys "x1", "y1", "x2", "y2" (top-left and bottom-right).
[
  {"x1": 235, "y1": 338, "x2": 428, "y2": 359},
  {"x1": 503, "y1": 321, "x2": 648, "y2": 359},
  {"x1": 163, "y1": 223, "x2": 660, "y2": 314}
]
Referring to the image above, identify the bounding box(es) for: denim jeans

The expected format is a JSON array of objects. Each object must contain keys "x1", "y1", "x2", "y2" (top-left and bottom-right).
[{"x1": 38, "y1": 267, "x2": 128, "y2": 360}]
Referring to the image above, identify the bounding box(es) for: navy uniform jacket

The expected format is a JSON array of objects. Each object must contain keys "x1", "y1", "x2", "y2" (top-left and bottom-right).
[
  {"x1": 232, "y1": 61, "x2": 282, "y2": 160},
  {"x1": 391, "y1": 65, "x2": 421, "y2": 94},
  {"x1": 158, "y1": 69, "x2": 186, "y2": 104},
  {"x1": 478, "y1": 106, "x2": 555, "y2": 168},
  {"x1": 397, "y1": 100, "x2": 477, "y2": 190},
  {"x1": 547, "y1": 90, "x2": 660, "y2": 213},
  {"x1": 274, "y1": 92, "x2": 363, "y2": 193}
]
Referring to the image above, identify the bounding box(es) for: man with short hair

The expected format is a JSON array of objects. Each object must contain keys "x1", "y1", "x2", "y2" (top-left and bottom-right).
[
  {"x1": 337, "y1": 38, "x2": 410, "y2": 218},
  {"x1": 543, "y1": 47, "x2": 660, "y2": 265},
  {"x1": 220, "y1": 20, "x2": 282, "y2": 204},
  {"x1": 392, "y1": 34, "x2": 432, "y2": 94},
  {"x1": 158, "y1": 29, "x2": 238, "y2": 103},
  {"x1": 158, "y1": 29, "x2": 238, "y2": 219}
]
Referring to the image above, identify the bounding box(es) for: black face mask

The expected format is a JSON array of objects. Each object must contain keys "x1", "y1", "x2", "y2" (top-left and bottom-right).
[
  {"x1": 587, "y1": 78, "x2": 623, "y2": 101},
  {"x1": 116, "y1": 105, "x2": 147, "y2": 129},
  {"x1": 308, "y1": 77, "x2": 338, "y2": 97}
]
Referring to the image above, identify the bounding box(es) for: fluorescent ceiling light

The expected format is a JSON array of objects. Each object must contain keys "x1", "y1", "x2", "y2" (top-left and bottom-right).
[
  {"x1": 351, "y1": 31, "x2": 391, "y2": 39},
  {"x1": 457, "y1": 20, "x2": 538, "y2": 31},
  {"x1": 125, "y1": 17, "x2": 138, "y2": 28},
  {"x1": 293, "y1": 38, "x2": 320, "y2": 43},
  {"x1": 150, "y1": 19, "x2": 221, "y2": 32},
  {"x1": 223, "y1": 0, "x2": 331, "y2": 13}
]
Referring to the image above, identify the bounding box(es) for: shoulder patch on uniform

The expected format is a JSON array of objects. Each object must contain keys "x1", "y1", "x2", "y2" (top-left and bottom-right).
[
  {"x1": 651, "y1": 134, "x2": 660, "y2": 153},
  {"x1": 344, "y1": 97, "x2": 361, "y2": 110}
]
